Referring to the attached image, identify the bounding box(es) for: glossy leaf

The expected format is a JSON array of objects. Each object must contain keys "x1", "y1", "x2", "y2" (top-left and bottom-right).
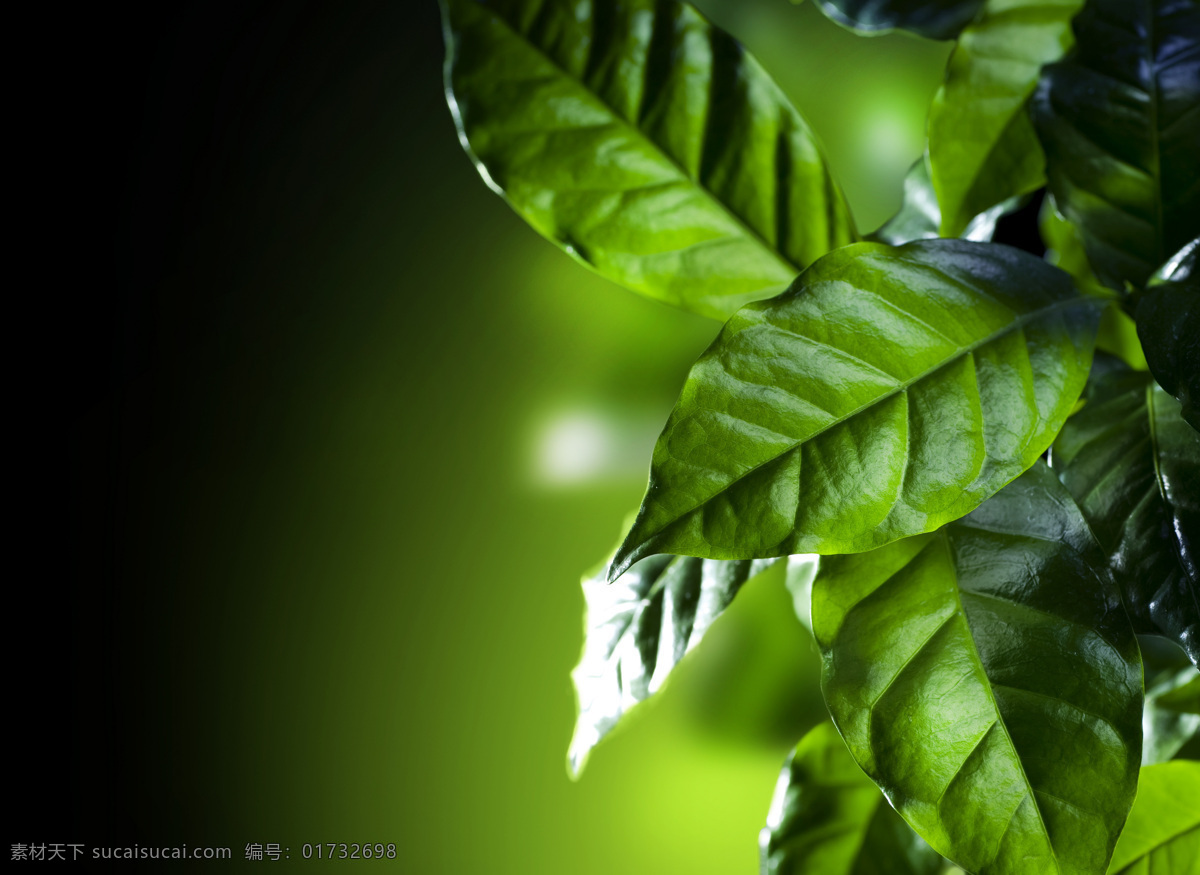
[
  {"x1": 811, "y1": 0, "x2": 985, "y2": 40},
  {"x1": 760, "y1": 722, "x2": 943, "y2": 875},
  {"x1": 441, "y1": 0, "x2": 856, "y2": 321},
  {"x1": 929, "y1": 0, "x2": 1083, "y2": 237},
  {"x1": 1031, "y1": 0, "x2": 1200, "y2": 291},
  {"x1": 870, "y1": 154, "x2": 1022, "y2": 247},
  {"x1": 609, "y1": 239, "x2": 1103, "y2": 578},
  {"x1": 1105, "y1": 761, "x2": 1200, "y2": 874},
  {"x1": 1137, "y1": 238, "x2": 1200, "y2": 430},
  {"x1": 1051, "y1": 366, "x2": 1200, "y2": 664},
  {"x1": 812, "y1": 462, "x2": 1144, "y2": 875},
  {"x1": 569, "y1": 548, "x2": 778, "y2": 774}
]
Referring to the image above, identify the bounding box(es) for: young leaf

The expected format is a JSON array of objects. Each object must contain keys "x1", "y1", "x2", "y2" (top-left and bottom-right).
[
  {"x1": 1136, "y1": 238, "x2": 1199, "y2": 430},
  {"x1": 1031, "y1": 0, "x2": 1200, "y2": 291},
  {"x1": 441, "y1": 0, "x2": 857, "y2": 321},
  {"x1": 813, "y1": 462, "x2": 1143, "y2": 875},
  {"x1": 929, "y1": 0, "x2": 1083, "y2": 237},
  {"x1": 870, "y1": 154, "x2": 1023, "y2": 247},
  {"x1": 1154, "y1": 674, "x2": 1200, "y2": 715},
  {"x1": 1040, "y1": 198, "x2": 1150, "y2": 368},
  {"x1": 1105, "y1": 761, "x2": 1200, "y2": 875},
  {"x1": 569, "y1": 549, "x2": 779, "y2": 775},
  {"x1": 810, "y1": 0, "x2": 985, "y2": 40},
  {"x1": 760, "y1": 722, "x2": 943, "y2": 875},
  {"x1": 609, "y1": 239, "x2": 1103, "y2": 579},
  {"x1": 1143, "y1": 661, "x2": 1200, "y2": 765},
  {"x1": 1040, "y1": 194, "x2": 1105, "y2": 294},
  {"x1": 1050, "y1": 366, "x2": 1200, "y2": 664}
]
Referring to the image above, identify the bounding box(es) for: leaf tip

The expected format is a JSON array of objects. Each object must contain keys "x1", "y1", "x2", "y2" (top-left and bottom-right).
[{"x1": 606, "y1": 530, "x2": 644, "y2": 583}]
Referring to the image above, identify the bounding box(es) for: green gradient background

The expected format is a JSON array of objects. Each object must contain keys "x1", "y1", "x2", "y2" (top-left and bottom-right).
[{"x1": 54, "y1": 1, "x2": 949, "y2": 870}]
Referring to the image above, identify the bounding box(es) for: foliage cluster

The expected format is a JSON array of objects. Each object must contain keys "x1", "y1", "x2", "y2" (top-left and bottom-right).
[{"x1": 440, "y1": 0, "x2": 1200, "y2": 872}]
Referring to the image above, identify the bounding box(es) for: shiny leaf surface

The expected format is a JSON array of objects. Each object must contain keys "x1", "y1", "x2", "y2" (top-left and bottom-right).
[
  {"x1": 1031, "y1": 0, "x2": 1200, "y2": 291},
  {"x1": 1105, "y1": 761, "x2": 1200, "y2": 874},
  {"x1": 760, "y1": 722, "x2": 943, "y2": 875},
  {"x1": 1051, "y1": 366, "x2": 1200, "y2": 663},
  {"x1": 610, "y1": 239, "x2": 1103, "y2": 578},
  {"x1": 569, "y1": 548, "x2": 778, "y2": 774},
  {"x1": 441, "y1": 0, "x2": 856, "y2": 321},
  {"x1": 870, "y1": 154, "x2": 1022, "y2": 247},
  {"x1": 811, "y1": 0, "x2": 985, "y2": 40},
  {"x1": 1137, "y1": 238, "x2": 1200, "y2": 430},
  {"x1": 813, "y1": 463, "x2": 1143, "y2": 875},
  {"x1": 929, "y1": 0, "x2": 1083, "y2": 237}
]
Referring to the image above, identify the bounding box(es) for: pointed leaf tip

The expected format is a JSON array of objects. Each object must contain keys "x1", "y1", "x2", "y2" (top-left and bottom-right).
[
  {"x1": 442, "y1": 0, "x2": 856, "y2": 321},
  {"x1": 618, "y1": 239, "x2": 1103, "y2": 564},
  {"x1": 572, "y1": 541, "x2": 782, "y2": 769}
]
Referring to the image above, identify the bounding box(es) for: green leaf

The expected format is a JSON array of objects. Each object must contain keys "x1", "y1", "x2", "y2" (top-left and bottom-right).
[
  {"x1": 609, "y1": 239, "x2": 1103, "y2": 578},
  {"x1": 1031, "y1": 0, "x2": 1200, "y2": 291},
  {"x1": 813, "y1": 462, "x2": 1143, "y2": 875},
  {"x1": 1155, "y1": 674, "x2": 1200, "y2": 715},
  {"x1": 1105, "y1": 761, "x2": 1200, "y2": 874},
  {"x1": 929, "y1": 0, "x2": 1083, "y2": 237},
  {"x1": 569, "y1": 546, "x2": 779, "y2": 774},
  {"x1": 760, "y1": 722, "x2": 944, "y2": 875},
  {"x1": 1041, "y1": 194, "x2": 1106, "y2": 294},
  {"x1": 441, "y1": 0, "x2": 857, "y2": 321},
  {"x1": 811, "y1": 0, "x2": 985, "y2": 40},
  {"x1": 1050, "y1": 366, "x2": 1200, "y2": 664},
  {"x1": 1041, "y1": 197, "x2": 1150, "y2": 369},
  {"x1": 1143, "y1": 660, "x2": 1200, "y2": 765},
  {"x1": 1137, "y1": 238, "x2": 1200, "y2": 430},
  {"x1": 870, "y1": 154, "x2": 1024, "y2": 247}
]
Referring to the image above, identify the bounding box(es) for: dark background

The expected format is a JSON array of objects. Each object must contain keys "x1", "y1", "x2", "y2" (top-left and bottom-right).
[{"x1": 27, "y1": 1, "x2": 950, "y2": 869}]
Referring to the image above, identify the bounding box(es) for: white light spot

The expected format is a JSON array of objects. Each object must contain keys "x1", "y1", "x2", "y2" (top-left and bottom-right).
[
  {"x1": 537, "y1": 412, "x2": 614, "y2": 484},
  {"x1": 859, "y1": 110, "x2": 917, "y2": 173}
]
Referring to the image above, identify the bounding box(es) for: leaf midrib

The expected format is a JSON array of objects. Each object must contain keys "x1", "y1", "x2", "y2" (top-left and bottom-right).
[
  {"x1": 1114, "y1": 822, "x2": 1200, "y2": 873},
  {"x1": 465, "y1": 0, "x2": 803, "y2": 278},
  {"x1": 938, "y1": 530, "x2": 1063, "y2": 871},
  {"x1": 649, "y1": 293, "x2": 1099, "y2": 545}
]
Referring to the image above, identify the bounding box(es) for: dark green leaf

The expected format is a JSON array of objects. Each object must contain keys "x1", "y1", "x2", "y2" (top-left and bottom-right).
[
  {"x1": 870, "y1": 154, "x2": 1024, "y2": 247},
  {"x1": 441, "y1": 0, "x2": 857, "y2": 321},
  {"x1": 1137, "y1": 238, "x2": 1200, "y2": 430},
  {"x1": 813, "y1": 462, "x2": 1143, "y2": 875},
  {"x1": 929, "y1": 0, "x2": 1083, "y2": 237},
  {"x1": 569, "y1": 547, "x2": 779, "y2": 774},
  {"x1": 1051, "y1": 366, "x2": 1200, "y2": 664},
  {"x1": 760, "y1": 722, "x2": 943, "y2": 875},
  {"x1": 1031, "y1": 0, "x2": 1200, "y2": 291},
  {"x1": 610, "y1": 239, "x2": 1103, "y2": 578},
  {"x1": 811, "y1": 0, "x2": 985, "y2": 40},
  {"x1": 1105, "y1": 761, "x2": 1200, "y2": 874}
]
